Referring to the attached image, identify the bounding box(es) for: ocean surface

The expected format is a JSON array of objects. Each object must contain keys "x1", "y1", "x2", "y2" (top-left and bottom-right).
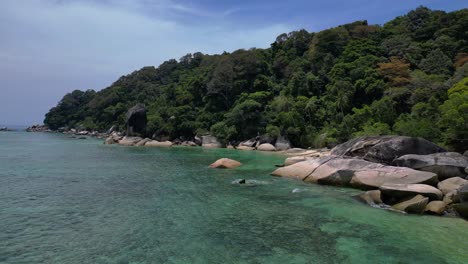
[{"x1": 0, "y1": 132, "x2": 467, "y2": 264}]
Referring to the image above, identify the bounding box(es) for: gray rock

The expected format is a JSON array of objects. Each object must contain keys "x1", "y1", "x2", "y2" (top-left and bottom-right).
[
  {"x1": 331, "y1": 136, "x2": 446, "y2": 165},
  {"x1": 239, "y1": 138, "x2": 257, "y2": 148},
  {"x1": 394, "y1": 152, "x2": 468, "y2": 179},
  {"x1": 275, "y1": 135, "x2": 291, "y2": 151},
  {"x1": 202, "y1": 135, "x2": 222, "y2": 148},
  {"x1": 126, "y1": 104, "x2": 147, "y2": 136}
]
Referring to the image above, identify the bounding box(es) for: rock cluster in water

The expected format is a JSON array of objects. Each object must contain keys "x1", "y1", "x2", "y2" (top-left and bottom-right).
[{"x1": 272, "y1": 136, "x2": 468, "y2": 220}]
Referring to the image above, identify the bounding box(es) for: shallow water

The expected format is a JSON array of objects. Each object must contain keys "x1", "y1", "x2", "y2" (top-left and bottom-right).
[{"x1": 0, "y1": 132, "x2": 467, "y2": 264}]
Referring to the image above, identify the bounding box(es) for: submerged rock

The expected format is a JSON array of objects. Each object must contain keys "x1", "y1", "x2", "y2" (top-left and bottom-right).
[
  {"x1": 210, "y1": 158, "x2": 242, "y2": 169},
  {"x1": 394, "y1": 152, "x2": 468, "y2": 179},
  {"x1": 380, "y1": 183, "x2": 442, "y2": 201},
  {"x1": 331, "y1": 136, "x2": 446, "y2": 165},
  {"x1": 392, "y1": 195, "x2": 429, "y2": 214}
]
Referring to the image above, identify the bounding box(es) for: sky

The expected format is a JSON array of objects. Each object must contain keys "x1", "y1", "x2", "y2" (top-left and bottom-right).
[{"x1": 0, "y1": 0, "x2": 466, "y2": 126}]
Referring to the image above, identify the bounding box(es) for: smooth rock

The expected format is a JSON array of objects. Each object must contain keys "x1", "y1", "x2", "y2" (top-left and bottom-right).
[
  {"x1": 239, "y1": 138, "x2": 257, "y2": 148},
  {"x1": 392, "y1": 195, "x2": 429, "y2": 214},
  {"x1": 257, "y1": 143, "x2": 276, "y2": 151},
  {"x1": 443, "y1": 191, "x2": 460, "y2": 205},
  {"x1": 425, "y1": 201, "x2": 446, "y2": 215},
  {"x1": 118, "y1": 137, "x2": 143, "y2": 146},
  {"x1": 271, "y1": 156, "x2": 335, "y2": 181},
  {"x1": 181, "y1": 141, "x2": 197, "y2": 147},
  {"x1": 394, "y1": 152, "x2": 468, "y2": 179},
  {"x1": 380, "y1": 183, "x2": 442, "y2": 201},
  {"x1": 437, "y1": 177, "x2": 468, "y2": 195},
  {"x1": 284, "y1": 156, "x2": 307, "y2": 166},
  {"x1": 145, "y1": 140, "x2": 173, "y2": 147},
  {"x1": 210, "y1": 158, "x2": 241, "y2": 169},
  {"x1": 331, "y1": 136, "x2": 446, "y2": 165}
]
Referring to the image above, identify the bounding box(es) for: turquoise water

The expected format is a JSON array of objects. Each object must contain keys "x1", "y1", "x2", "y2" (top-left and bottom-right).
[{"x1": 0, "y1": 132, "x2": 467, "y2": 264}]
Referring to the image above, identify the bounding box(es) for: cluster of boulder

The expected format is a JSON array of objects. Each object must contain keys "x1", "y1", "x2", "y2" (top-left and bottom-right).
[
  {"x1": 230, "y1": 135, "x2": 292, "y2": 152},
  {"x1": 26, "y1": 124, "x2": 52, "y2": 132},
  {"x1": 272, "y1": 136, "x2": 468, "y2": 219}
]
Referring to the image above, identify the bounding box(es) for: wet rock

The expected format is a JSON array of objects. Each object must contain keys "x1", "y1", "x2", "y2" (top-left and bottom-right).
[
  {"x1": 392, "y1": 195, "x2": 429, "y2": 214},
  {"x1": 257, "y1": 143, "x2": 276, "y2": 151},
  {"x1": 210, "y1": 158, "x2": 242, "y2": 169},
  {"x1": 380, "y1": 183, "x2": 443, "y2": 201},
  {"x1": 437, "y1": 177, "x2": 468, "y2": 195},
  {"x1": 394, "y1": 152, "x2": 468, "y2": 179},
  {"x1": 272, "y1": 157, "x2": 438, "y2": 189},
  {"x1": 331, "y1": 136, "x2": 446, "y2": 165}
]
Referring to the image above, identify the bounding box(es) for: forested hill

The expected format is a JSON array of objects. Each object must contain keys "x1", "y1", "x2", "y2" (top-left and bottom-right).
[{"x1": 44, "y1": 6, "x2": 468, "y2": 151}]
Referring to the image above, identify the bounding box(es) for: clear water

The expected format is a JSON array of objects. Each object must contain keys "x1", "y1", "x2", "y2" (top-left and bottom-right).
[{"x1": 0, "y1": 132, "x2": 467, "y2": 264}]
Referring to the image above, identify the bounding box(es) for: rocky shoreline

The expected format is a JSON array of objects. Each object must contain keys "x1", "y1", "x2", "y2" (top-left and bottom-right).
[{"x1": 26, "y1": 123, "x2": 468, "y2": 220}]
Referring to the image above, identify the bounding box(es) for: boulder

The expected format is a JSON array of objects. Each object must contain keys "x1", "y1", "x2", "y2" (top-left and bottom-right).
[
  {"x1": 118, "y1": 137, "x2": 143, "y2": 146},
  {"x1": 275, "y1": 136, "x2": 291, "y2": 151},
  {"x1": 194, "y1": 136, "x2": 202, "y2": 146},
  {"x1": 257, "y1": 134, "x2": 275, "y2": 146},
  {"x1": 464, "y1": 150, "x2": 468, "y2": 158},
  {"x1": 286, "y1": 148, "x2": 307, "y2": 154},
  {"x1": 394, "y1": 152, "x2": 468, "y2": 179},
  {"x1": 257, "y1": 143, "x2": 276, "y2": 151},
  {"x1": 210, "y1": 158, "x2": 242, "y2": 169},
  {"x1": 443, "y1": 191, "x2": 460, "y2": 205},
  {"x1": 380, "y1": 183, "x2": 442, "y2": 201},
  {"x1": 357, "y1": 190, "x2": 383, "y2": 205},
  {"x1": 392, "y1": 195, "x2": 429, "y2": 214},
  {"x1": 104, "y1": 136, "x2": 117, "y2": 145},
  {"x1": 424, "y1": 201, "x2": 446, "y2": 215},
  {"x1": 145, "y1": 140, "x2": 173, "y2": 147},
  {"x1": 239, "y1": 138, "x2": 257, "y2": 148},
  {"x1": 135, "y1": 138, "x2": 151, "y2": 146},
  {"x1": 181, "y1": 141, "x2": 197, "y2": 147},
  {"x1": 272, "y1": 157, "x2": 439, "y2": 189},
  {"x1": 437, "y1": 177, "x2": 468, "y2": 195},
  {"x1": 202, "y1": 136, "x2": 222, "y2": 148},
  {"x1": 126, "y1": 104, "x2": 147, "y2": 136},
  {"x1": 284, "y1": 156, "x2": 307, "y2": 166},
  {"x1": 452, "y1": 202, "x2": 468, "y2": 219},
  {"x1": 331, "y1": 136, "x2": 446, "y2": 165}
]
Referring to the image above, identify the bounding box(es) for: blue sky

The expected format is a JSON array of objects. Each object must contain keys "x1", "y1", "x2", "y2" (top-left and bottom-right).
[{"x1": 0, "y1": 0, "x2": 466, "y2": 126}]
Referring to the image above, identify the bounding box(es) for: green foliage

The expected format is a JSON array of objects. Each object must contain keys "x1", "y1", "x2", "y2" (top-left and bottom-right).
[{"x1": 44, "y1": 7, "x2": 467, "y2": 151}]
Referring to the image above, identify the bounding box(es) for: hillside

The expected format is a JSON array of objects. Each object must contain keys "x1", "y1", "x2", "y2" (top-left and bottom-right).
[{"x1": 44, "y1": 6, "x2": 468, "y2": 151}]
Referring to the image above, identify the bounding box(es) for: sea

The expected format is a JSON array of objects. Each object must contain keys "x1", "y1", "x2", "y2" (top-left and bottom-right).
[{"x1": 0, "y1": 131, "x2": 467, "y2": 264}]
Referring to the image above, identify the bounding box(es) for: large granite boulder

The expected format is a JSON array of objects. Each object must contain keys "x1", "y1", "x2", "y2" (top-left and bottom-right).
[
  {"x1": 380, "y1": 183, "x2": 443, "y2": 201},
  {"x1": 271, "y1": 157, "x2": 438, "y2": 189},
  {"x1": 284, "y1": 156, "x2": 307, "y2": 166},
  {"x1": 210, "y1": 158, "x2": 241, "y2": 169},
  {"x1": 126, "y1": 104, "x2": 147, "y2": 136},
  {"x1": 424, "y1": 201, "x2": 446, "y2": 215},
  {"x1": 437, "y1": 177, "x2": 468, "y2": 195},
  {"x1": 392, "y1": 195, "x2": 428, "y2": 214},
  {"x1": 394, "y1": 152, "x2": 468, "y2": 179},
  {"x1": 202, "y1": 136, "x2": 222, "y2": 148},
  {"x1": 331, "y1": 136, "x2": 446, "y2": 165},
  {"x1": 145, "y1": 140, "x2": 173, "y2": 147},
  {"x1": 257, "y1": 143, "x2": 276, "y2": 151},
  {"x1": 275, "y1": 136, "x2": 291, "y2": 151},
  {"x1": 118, "y1": 137, "x2": 143, "y2": 146}
]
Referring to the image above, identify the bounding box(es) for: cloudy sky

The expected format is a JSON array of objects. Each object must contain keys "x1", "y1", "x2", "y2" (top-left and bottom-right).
[{"x1": 0, "y1": 0, "x2": 466, "y2": 126}]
